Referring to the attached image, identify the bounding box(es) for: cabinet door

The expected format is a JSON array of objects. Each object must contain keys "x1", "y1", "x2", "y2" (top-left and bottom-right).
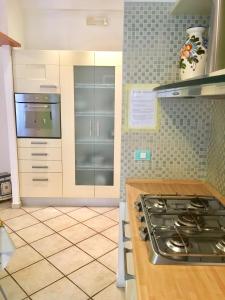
[
  {"x1": 61, "y1": 52, "x2": 95, "y2": 198},
  {"x1": 13, "y1": 50, "x2": 60, "y2": 93},
  {"x1": 61, "y1": 52, "x2": 122, "y2": 198}
]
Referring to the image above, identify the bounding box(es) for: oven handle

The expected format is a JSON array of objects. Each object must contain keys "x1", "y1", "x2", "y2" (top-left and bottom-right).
[
  {"x1": 123, "y1": 248, "x2": 135, "y2": 281},
  {"x1": 26, "y1": 104, "x2": 49, "y2": 109},
  {"x1": 122, "y1": 220, "x2": 131, "y2": 242},
  {"x1": 32, "y1": 178, "x2": 48, "y2": 182}
]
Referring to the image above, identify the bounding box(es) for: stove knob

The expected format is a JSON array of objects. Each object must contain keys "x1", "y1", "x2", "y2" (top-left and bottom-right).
[
  {"x1": 134, "y1": 201, "x2": 142, "y2": 212},
  {"x1": 136, "y1": 215, "x2": 145, "y2": 222},
  {"x1": 139, "y1": 227, "x2": 149, "y2": 241}
]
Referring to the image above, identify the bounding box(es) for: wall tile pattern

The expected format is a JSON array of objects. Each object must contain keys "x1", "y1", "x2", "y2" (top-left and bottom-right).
[
  {"x1": 121, "y1": 2, "x2": 210, "y2": 201},
  {"x1": 207, "y1": 100, "x2": 225, "y2": 196}
]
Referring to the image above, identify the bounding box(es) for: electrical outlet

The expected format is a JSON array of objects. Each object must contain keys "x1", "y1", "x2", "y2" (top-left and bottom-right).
[{"x1": 135, "y1": 150, "x2": 151, "y2": 161}]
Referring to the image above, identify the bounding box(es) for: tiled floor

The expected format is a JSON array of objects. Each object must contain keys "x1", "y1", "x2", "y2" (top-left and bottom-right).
[{"x1": 0, "y1": 202, "x2": 125, "y2": 300}]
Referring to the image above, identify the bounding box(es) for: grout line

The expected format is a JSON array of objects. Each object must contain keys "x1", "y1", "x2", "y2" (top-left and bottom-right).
[{"x1": 91, "y1": 280, "x2": 117, "y2": 298}]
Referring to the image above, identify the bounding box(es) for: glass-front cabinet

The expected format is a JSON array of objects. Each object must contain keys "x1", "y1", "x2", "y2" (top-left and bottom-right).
[{"x1": 61, "y1": 52, "x2": 122, "y2": 198}]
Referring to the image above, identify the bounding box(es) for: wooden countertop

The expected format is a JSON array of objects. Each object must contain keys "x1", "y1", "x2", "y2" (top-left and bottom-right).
[{"x1": 126, "y1": 179, "x2": 225, "y2": 300}]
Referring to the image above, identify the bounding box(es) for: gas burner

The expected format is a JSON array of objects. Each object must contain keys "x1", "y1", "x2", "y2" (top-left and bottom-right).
[
  {"x1": 153, "y1": 199, "x2": 166, "y2": 209},
  {"x1": 216, "y1": 238, "x2": 225, "y2": 253},
  {"x1": 189, "y1": 198, "x2": 209, "y2": 210},
  {"x1": 166, "y1": 235, "x2": 189, "y2": 253},
  {"x1": 175, "y1": 214, "x2": 204, "y2": 229}
]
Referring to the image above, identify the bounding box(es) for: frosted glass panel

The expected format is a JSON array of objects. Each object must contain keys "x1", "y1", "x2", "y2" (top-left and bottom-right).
[{"x1": 74, "y1": 65, "x2": 115, "y2": 186}]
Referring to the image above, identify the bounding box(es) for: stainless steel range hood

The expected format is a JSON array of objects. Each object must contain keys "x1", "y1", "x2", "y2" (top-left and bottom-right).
[
  {"x1": 154, "y1": 74, "x2": 225, "y2": 98},
  {"x1": 154, "y1": 0, "x2": 225, "y2": 99}
]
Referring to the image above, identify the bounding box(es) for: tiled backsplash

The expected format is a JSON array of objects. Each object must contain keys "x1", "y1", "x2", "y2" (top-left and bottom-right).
[
  {"x1": 207, "y1": 100, "x2": 225, "y2": 196},
  {"x1": 120, "y1": 2, "x2": 210, "y2": 201}
]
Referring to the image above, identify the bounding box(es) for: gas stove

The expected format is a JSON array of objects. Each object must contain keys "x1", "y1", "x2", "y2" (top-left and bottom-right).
[{"x1": 135, "y1": 194, "x2": 225, "y2": 265}]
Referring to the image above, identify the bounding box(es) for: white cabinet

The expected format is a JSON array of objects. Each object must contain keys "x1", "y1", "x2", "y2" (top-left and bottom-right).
[
  {"x1": 17, "y1": 138, "x2": 62, "y2": 198},
  {"x1": 60, "y1": 51, "x2": 122, "y2": 199},
  {"x1": 12, "y1": 50, "x2": 60, "y2": 93}
]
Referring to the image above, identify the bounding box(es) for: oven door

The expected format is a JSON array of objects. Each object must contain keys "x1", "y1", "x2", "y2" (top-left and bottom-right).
[{"x1": 16, "y1": 102, "x2": 61, "y2": 138}]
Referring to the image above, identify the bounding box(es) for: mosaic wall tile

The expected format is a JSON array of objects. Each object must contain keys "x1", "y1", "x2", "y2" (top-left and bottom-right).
[
  {"x1": 120, "y1": 2, "x2": 210, "y2": 201},
  {"x1": 207, "y1": 100, "x2": 225, "y2": 197}
]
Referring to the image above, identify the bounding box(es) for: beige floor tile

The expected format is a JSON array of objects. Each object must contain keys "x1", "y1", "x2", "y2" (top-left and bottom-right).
[
  {"x1": 48, "y1": 245, "x2": 93, "y2": 275},
  {"x1": 9, "y1": 232, "x2": 27, "y2": 248},
  {"x1": 69, "y1": 261, "x2": 115, "y2": 297},
  {"x1": 5, "y1": 214, "x2": 39, "y2": 231},
  {"x1": 16, "y1": 223, "x2": 54, "y2": 243},
  {"x1": 12, "y1": 260, "x2": 63, "y2": 295},
  {"x1": 59, "y1": 223, "x2": 96, "y2": 244},
  {"x1": 0, "y1": 201, "x2": 12, "y2": 211},
  {"x1": 4, "y1": 225, "x2": 12, "y2": 233},
  {"x1": 84, "y1": 215, "x2": 117, "y2": 232},
  {"x1": 67, "y1": 207, "x2": 98, "y2": 222},
  {"x1": 55, "y1": 206, "x2": 82, "y2": 213},
  {"x1": 88, "y1": 207, "x2": 116, "y2": 214},
  {"x1": 31, "y1": 207, "x2": 62, "y2": 221},
  {"x1": 44, "y1": 214, "x2": 77, "y2": 231},
  {"x1": 93, "y1": 283, "x2": 125, "y2": 300},
  {"x1": 0, "y1": 208, "x2": 26, "y2": 221},
  {"x1": 6, "y1": 244, "x2": 42, "y2": 274},
  {"x1": 30, "y1": 277, "x2": 88, "y2": 300},
  {"x1": 101, "y1": 225, "x2": 119, "y2": 243},
  {"x1": 0, "y1": 276, "x2": 26, "y2": 300},
  {"x1": 0, "y1": 269, "x2": 8, "y2": 279},
  {"x1": 22, "y1": 206, "x2": 44, "y2": 213},
  {"x1": 103, "y1": 208, "x2": 119, "y2": 222},
  {"x1": 77, "y1": 234, "x2": 117, "y2": 258},
  {"x1": 31, "y1": 233, "x2": 72, "y2": 257},
  {"x1": 98, "y1": 248, "x2": 118, "y2": 273}
]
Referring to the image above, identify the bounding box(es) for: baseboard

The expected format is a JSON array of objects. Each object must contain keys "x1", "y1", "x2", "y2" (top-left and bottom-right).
[{"x1": 21, "y1": 197, "x2": 119, "y2": 207}]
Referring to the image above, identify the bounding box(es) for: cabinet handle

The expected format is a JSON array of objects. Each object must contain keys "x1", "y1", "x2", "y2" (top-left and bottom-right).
[
  {"x1": 123, "y1": 248, "x2": 135, "y2": 281},
  {"x1": 40, "y1": 84, "x2": 58, "y2": 88},
  {"x1": 172, "y1": 91, "x2": 180, "y2": 96},
  {"x1": 31, "y1": 153, "x2": 48, "y2": 156},
  {"x1": 27, "y1": 104, "x2": 49, "y2": 109},
  {"x1": 32, "y1": 178, "x2": 48, "y2": 182},
  {"x1": 122, "y1": 220, "x2": 131, "y2": 242},
  {"x1": 32, "y1": 166, "x2": 48, "y2": 169},
  {"x1": 31, "y1": 141, "x2": 48, "y2": 145},
  {"x1": 96, "y1": 120, "x2": 100, "y2": 137},
  {"x1": 89, "y1": 120, "x2": 92, "y2": 137}
]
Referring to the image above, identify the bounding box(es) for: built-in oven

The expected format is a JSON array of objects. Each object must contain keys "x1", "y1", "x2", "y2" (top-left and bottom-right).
[{"x1": 15, "y1": 93, "x2": 61, "y2": 138}]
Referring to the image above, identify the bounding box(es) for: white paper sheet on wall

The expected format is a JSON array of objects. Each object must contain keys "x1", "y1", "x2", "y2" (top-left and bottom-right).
[{"x1": 128, "y1": 88, "x2": 158, "y2": 130}]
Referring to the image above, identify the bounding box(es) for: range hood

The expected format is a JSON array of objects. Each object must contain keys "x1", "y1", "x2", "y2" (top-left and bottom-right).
[
  {"x1": 154, "y1": 0, "x2": 225, "y2": 99},
  {"x1": 153, "y1": 73, "x2": 225, "y2": 98}
]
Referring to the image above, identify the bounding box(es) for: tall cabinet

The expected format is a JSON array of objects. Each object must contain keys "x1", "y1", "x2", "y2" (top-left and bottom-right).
[{"x1": 60, "y1": 51, "x2": 122, "y2": 199}]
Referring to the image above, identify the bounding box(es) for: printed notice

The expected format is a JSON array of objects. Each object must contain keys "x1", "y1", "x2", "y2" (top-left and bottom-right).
[{"x1": 128, "y1": 89, "x2": 157, "y2": 129}]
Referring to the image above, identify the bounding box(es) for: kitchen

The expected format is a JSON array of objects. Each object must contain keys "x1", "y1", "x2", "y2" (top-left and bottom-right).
[{"x1": 0, "y1": 0, "x2": 225, "y2": 299}]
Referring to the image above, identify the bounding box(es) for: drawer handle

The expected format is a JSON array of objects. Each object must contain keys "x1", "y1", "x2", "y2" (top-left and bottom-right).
[
  {"x1": 123, "y1": 248, "x2": 135, "y2": 281},
  {"x1": 32, "y1": 166, "x2": 48, "y2": 169},
  {"x1": 122, "y1": 220, "x2": 131, "y2": 242},
  {"x1": 40, "y1": 84, "x2": 58, "y2": 88},
  {"x1": 172, "y1": 91, "x2": 180, "y2": 96},
  {"x1": 32, "y1": 178, "x2": 48, "y2": 182},
  {"x1": 31, "y1": 141, "x2": 48, "y2": 145},
  {"x1": 31, "y1": 153, "x2": 48, "y2": 156}
]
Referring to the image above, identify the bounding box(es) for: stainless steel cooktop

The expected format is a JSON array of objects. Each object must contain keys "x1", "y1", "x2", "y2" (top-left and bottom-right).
[{"x1": 135, "y1": 194, "x2": 225, "y2": 265}]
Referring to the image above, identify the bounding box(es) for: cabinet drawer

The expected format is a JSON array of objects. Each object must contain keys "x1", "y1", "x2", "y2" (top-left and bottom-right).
[
  {"x1": 18, "y1": 147, "x2": 61, "y2": 161},
  {"x1": 18, "y1": 160, "x2": 62, "y2": 173},
  {"x1": 17, "y1": 139, "x2": 61, "y2": 148},
  {"x1": 19, "y1": 173, "x2": 62, "y2": 197},
  {"x1": 12, "y1": 50, "x2": 59, "y2": 65}
]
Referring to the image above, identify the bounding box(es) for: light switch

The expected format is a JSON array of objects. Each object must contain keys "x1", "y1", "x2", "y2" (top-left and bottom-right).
[{"x1": 135, "y1": 150, "x2": 151, "y2": 161}]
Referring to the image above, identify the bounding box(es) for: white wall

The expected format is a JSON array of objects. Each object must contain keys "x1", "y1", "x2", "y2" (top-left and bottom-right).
[
  {"x1": 23, "y1": 9, "x2": 123, "y2": 50},
  {"x1": 0, "y1": 50, "x2": 10, "y2": 173}
]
